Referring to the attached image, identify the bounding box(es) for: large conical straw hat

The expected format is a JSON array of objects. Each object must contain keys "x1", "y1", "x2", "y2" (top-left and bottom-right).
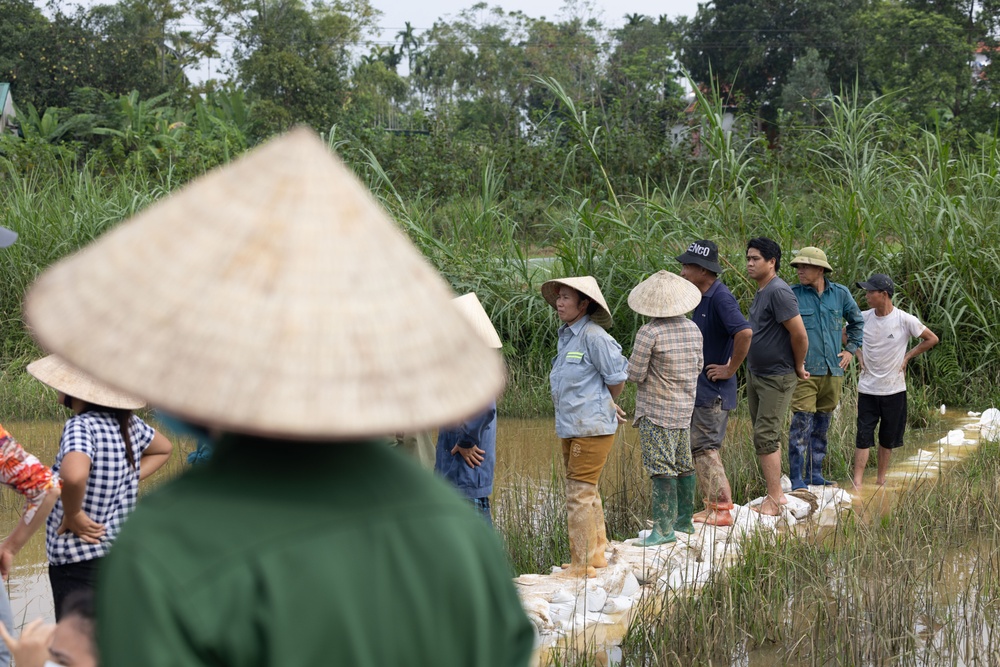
[
  {"x1": 23, "y1": 128, "x2": 504, "y2": 440},
  {"x1": 27, "y1": 354, "x2": 146, "y2": 410},
  {"x1": 627, "y1": 270, "x2": 702, "y2": 318},
  {"x1": 453, "y1": 293, "x2": 502, "y2": 349},
  {"x1": 540, "y1": 276, "x2": 613, "y2": 328}
]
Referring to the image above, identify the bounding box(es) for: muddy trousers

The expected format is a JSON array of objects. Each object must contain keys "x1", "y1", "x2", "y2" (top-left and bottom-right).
[
  {"x1": 564, "y1": 479, "x2": 607, "y2": 575},
  {"x1": 789, "y1": 411, "x2": 834, "y2": 488}
]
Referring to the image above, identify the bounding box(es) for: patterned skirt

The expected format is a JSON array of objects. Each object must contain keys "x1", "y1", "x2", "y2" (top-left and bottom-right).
[{"x1": 637, "y1": 418, "x2": 694, "y2": 478}]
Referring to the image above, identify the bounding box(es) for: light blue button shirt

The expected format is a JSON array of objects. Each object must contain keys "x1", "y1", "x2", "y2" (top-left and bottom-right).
[{"x1": 550, "y1": 315, "x2": 629, "y2": 439}]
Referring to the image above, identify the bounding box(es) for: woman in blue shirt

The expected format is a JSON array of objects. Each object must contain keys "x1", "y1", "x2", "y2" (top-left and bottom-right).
[{"x1": 542, "y1": 277, "x2": 628, "y2": 578}]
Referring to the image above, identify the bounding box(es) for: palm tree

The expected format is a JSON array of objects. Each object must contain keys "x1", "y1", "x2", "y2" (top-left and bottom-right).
[{"x1": 396, "y1": 20, "x2": 422, "y2": 73}]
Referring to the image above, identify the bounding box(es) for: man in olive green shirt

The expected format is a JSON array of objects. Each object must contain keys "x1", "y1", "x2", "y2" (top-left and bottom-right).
[{"x1": 99, "y1": 438, "x2": 533, "y2": 666}]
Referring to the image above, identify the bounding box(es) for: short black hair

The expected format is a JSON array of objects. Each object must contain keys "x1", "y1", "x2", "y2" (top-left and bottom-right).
[
  {"x1": 573, "y1": 288, "x2": 600, "y2": 316},
  {"x1": 747, "y1": 237, "x2": 782, "y2": 273},
  {"x1": 60, "y1": 588, "x2": 95, "y2": 628}
]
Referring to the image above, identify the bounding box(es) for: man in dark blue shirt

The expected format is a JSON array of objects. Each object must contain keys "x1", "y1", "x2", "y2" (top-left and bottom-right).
[{"x1": 677, "y1": 240, "x2": 752, "y2": 526}]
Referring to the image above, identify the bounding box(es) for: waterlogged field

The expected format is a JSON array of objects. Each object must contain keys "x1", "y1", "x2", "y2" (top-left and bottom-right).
[{"x1": 1, "y1": 411, "x2": 998, "y2": 664}]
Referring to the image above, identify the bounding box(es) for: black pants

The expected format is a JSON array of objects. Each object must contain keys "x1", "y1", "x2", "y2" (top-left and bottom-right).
[
  {"x1": 49, "y1": 558, "x2": 102, "y2": 620},
  {"x1": 856, "y1": 391, "x2": 907, "y2": 450}
]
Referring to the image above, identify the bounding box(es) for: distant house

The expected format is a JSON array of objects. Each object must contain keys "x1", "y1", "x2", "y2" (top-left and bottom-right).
[
  {"x1": 973, "y1": 44, "x2": 996, "y2": 82},
  {"x1": 0, "y1": 83, "x2": 16, "y2": 135}
]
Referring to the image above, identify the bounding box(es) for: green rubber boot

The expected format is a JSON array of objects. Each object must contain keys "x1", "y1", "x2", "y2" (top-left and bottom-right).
[
  {"x1": 637, "y1": 476, "x2": 677, "y2": 547},
  {"x1": 674, "y1": 473, "x2": 696, "y2": 534}
]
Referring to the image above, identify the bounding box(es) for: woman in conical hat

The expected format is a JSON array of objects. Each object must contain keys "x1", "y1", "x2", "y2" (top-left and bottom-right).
[
  {"x1": 541, "y1": 276, "x2": 628, "y2": 578},
  {"x1": 26, "y1": 355, "x2": 173, "y2": 618},
  {"x1": 23, "y1": 129, "x2": 533, "y2": 667},
  {"x1": 435, "y1": 293, "x2": 503, "y2": 526},
  {"x1": 624, "y1": 271, "x2": 703, "y2": 547}
]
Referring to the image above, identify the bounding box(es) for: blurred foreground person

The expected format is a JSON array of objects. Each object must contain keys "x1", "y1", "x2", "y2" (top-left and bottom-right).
[
  {"x1": 435, "y1": 293, "x2": 504, "y2": 526},
  {"x1": 0, "y1": 589, "x2": 97, "y2": 667},
  {"x1": 26, "y1": 355, "x2": 173, "y2": 619},
  {"x1": 0, "y1": 426, "x2": 61, "y2": 667},
  {"x1": 23, "y1": 129, "x2": 534, "y2": 667}
]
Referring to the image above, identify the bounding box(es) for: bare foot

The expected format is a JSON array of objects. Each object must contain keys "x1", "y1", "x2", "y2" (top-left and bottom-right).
[
  {"x1": 752, "y1": 495, "x2": 783, "y2": 516},
  {"x1": 692, "y1": 508, "x2": 711, "y2": 522}
]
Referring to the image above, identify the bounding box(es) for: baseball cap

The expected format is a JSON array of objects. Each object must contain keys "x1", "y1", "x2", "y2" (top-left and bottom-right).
[
  {"x1": 675, "y1": 239, "x2": 723, "y2": 274},
  {"x1": 856, "y1": 273, "x2": 894, "y2": 297}
]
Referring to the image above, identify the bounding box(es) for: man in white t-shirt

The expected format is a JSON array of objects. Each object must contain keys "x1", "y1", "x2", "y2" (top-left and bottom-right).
[{"x1": 851, "y1": 274, "x2": 938, "y2": 488}]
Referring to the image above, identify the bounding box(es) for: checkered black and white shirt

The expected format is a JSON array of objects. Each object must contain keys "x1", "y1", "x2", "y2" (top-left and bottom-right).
[{"x1": 46, "y1": 411, "x2": 155, "y2": 565}]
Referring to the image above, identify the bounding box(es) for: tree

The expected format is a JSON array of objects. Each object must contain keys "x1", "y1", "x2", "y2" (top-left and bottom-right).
[
  {"x1": 207, "y1": 0, "x2": 379, "y2": 136},
  {"x1": 682, "y1": 0, "x2": 866, "y2": 125},
  {"x1": 857, "y1": 3, "x2": 972, "y2": 122},
  {"x1": 780, "y1": 48, "x2": 832, "y2": 124}
]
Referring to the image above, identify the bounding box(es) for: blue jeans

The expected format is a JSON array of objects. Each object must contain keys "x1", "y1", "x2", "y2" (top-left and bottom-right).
[
  {"x1": 0, "y1": 587, "x2": 12, "y2": 667},
  {"x1": 470, "y1": 497, "x2": 493, "y2": 528}
]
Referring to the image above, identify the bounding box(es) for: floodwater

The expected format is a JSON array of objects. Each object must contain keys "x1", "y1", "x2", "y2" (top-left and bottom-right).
[{"x1": 0, "y1": 410, "x2": 989, "y2": 647}]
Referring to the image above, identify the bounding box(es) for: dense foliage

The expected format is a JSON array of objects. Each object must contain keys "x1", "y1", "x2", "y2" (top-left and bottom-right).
[{"x1": 1, "y1": 0, "x2": 999, "y2": 414}]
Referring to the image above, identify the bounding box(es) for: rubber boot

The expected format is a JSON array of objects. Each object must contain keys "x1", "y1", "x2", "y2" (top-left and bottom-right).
[
  {"x1": 562, "y1": 479, "x2": 599, "y2": 577},
  {"x1": 698, "y1": 501, "x2": 735, "y2": 526},
  {"x1": 674, "y1": 473, "x2": 696, "y2": 534},
  {"x1": 788, "y1": 412, "x2": 814, "y2": 490},
  {"x1": 692, "y1": 452, "x2": 734, "y2": 526},
  {"x1": 808, "y1": 411, "x2": 835, "y2": 486},
  {"x1": 591, "y1": 492, "x2": 609, "y2": 568},
  {"x1": 636, "y1": 476, "x2": 677, "y2": 547}
]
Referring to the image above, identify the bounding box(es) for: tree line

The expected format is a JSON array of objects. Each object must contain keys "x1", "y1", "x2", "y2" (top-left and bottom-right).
[{"x1": 1, "y1": 0, "x2": 998, "y2": 200}]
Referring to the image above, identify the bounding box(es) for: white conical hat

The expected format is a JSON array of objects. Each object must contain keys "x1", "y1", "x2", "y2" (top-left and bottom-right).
[
  {"x1": 23, "y1": 128, "x2": 505, "y2": 440},
  {"x1": 540, "y1": 276, "x2": 613, "y2": 328},
  {"x1": 27, "y1": 354, "x2": 146, "y2": 411},
  {"x1": 453, "y1": 293, "x2": 502, "y2": 349},
  {"x1": 627, "y1": 270, "x2": 702, "y2": 318}
]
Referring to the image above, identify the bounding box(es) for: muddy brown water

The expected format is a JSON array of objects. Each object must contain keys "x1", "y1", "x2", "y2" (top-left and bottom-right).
[{"x1": 0, "y1": 411, "x2": 985, "y2": 638}]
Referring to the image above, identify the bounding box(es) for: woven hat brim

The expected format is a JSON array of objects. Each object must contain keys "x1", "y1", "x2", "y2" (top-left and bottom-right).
[
  {"x1": 24, "y1": 128, "x2": 505, "y2": 440},
  {"x1": 541, "y1": 277, "x2": 613, "y2": 328},
  {"x1": 27, "y1": 355, "x2": 146, "y2": 410},
  {"x1": 453, "y1": 293, "x2": 502, "y2": 349},
  {"x1": 627, "y1": 271, "x2": 703, "y2": 318}
]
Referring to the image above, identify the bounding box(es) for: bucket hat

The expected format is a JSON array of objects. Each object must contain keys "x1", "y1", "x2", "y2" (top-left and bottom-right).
[
  {"x1": 856, "y1": 273, "x2": 894, "y2": 297},
  {"x1": 0, "y1": 225, "x2": 17, "y2": 248},
  {"x1": 790, "y1": 246, "x2": 832, "y2": 271},
  {"x1": 540, "y1": 276, "x2": 613, "y2": 328},
  {"x1": 453, "y1": 293, "x2": 502, "y2": 349},
  {"x1": 675, "y1": 240, "x2": 723, "y2": 274},
  {"x1": 23, "y1": 128, "x2": 505, "y2": 440},
  {"x1": 27, "y1": 354, "x2": 146, "y2": 410},
  {"x1": 628, "y1": 270, "x2": 702, "y2": 318}
]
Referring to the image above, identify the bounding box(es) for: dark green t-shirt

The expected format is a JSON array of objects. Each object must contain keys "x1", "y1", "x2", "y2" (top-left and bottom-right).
[
  {"x1": 97, "y1": 437, "x2": 534, "y2": 667},
  {"x1": 747, "y1": 276, "x2": 800, "y2": 376}
]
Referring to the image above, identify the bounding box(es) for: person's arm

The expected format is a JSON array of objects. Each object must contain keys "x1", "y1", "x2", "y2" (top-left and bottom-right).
[
  {"x1": 840, "y1": 294, "x2": 865, "y2": 370},
  {"x1": 782, "y1": 315, "x2": 810, "y2": 380},
  {"x1": 0, "y1": 619, "x2": 55, "y2": 667},
  {"x1": 902, "y1": 327, "x2": 939, "y2": 371},
  {"x1": 707, "y1": 328, "x2": 752, "y2": 381},
  {"x1": 450, "y1": 406, "x2": 496, "y2": 469},
  {"x1": 138, "y1": 430, "x2": 173, "y2": 481},
  {"x1": 58, "y1": 452, "x2": 105, "y2": 544},
  {"x1": 1, "y1": 487, "x2": 59, "y2": 580},
  {"x1": 626, "y1": 326, "x2": 653, "y2": 384}
]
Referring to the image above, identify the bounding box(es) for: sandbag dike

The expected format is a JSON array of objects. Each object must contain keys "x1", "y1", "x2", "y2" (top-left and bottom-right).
[{"x1": 515, "y1": 408, "x2": 1000, "y2": 666}]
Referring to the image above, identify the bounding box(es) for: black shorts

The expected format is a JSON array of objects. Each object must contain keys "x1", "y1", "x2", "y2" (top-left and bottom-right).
[{"x1": 855, "y1": 391, "x2": 907, "y2": 450}]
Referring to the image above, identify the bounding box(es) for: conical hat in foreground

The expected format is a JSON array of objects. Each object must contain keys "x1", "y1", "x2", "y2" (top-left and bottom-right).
[
  {"x1": 540, "y1": 276, "x2": 613, "y2": 328},
  {"x1": 453, "y1": 293, "x2": 502, "y2": 349},
  {"x1": 24, "y1": 128, "x2": 504, "y2": 440},
  {"x1": 27, "y1": 354, "x2": 146, "y2": 411},
  {"x1": 628, "y1": 270, "x2": 702, "y2": 318}
]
